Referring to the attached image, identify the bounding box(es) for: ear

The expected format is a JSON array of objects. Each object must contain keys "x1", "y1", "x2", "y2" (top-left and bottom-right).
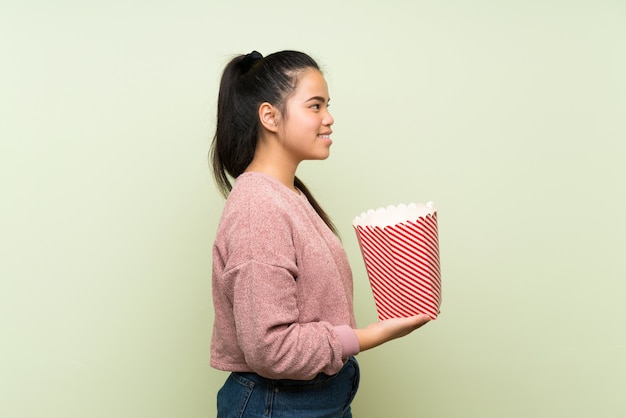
[{"x1": 258, "y1": 102, "x2": 280, "y2": 133}]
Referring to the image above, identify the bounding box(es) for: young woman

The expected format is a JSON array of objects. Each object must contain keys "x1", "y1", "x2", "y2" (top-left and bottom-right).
[{"x1": 210, "y1": 50, "x2": 430, "y2": 418}]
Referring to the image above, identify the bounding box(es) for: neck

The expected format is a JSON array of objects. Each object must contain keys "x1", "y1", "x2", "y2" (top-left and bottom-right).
[{"x1": 245, "y1": 134, "x2": 300, "y2": 192}]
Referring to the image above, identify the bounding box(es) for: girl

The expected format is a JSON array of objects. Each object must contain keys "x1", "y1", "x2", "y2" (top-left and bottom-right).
[{"x1": 210, "y1": 50, "x2": 430, "y2": 418}]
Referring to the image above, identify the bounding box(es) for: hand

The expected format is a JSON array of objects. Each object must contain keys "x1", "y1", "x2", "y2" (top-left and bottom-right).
[{"x1": 354, "y1": 314, "x2": 431, "y2": 352}]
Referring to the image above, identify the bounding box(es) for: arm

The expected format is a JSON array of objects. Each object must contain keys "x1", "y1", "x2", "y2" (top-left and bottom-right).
[
  {"x1": 354, "y1": 314, "x2": 431, "y2": 351},
  {"x1": 227, "y1": 260, "x2": 348, "y2": 379}
]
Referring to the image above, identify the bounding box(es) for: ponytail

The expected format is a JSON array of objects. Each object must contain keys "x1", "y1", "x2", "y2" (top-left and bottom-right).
[
  {"x1": 210, "y1": 54, "x2": 261, "y2": 197},
  {"x1": 294, "y1": 176, "x2": 338, "y2": 235}
]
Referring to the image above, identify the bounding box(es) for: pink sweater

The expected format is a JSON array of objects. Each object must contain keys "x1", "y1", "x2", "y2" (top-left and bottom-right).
[{"x1": 210, "y1": 172, "x2": 360, "y2": 380}]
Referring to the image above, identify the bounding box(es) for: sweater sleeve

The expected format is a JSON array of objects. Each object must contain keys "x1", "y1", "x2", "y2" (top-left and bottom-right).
[
  {"x1": 225, "y1": 259, "x2": 349, "y2": 380},
  {"x1": 335, "y1": 324, "x2": 360, "y2": 358}
]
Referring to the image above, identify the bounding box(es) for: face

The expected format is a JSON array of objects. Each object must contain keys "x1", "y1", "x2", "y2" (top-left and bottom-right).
[{"x1": 277, "y1": 69, "x2": 334, "y2": 163}]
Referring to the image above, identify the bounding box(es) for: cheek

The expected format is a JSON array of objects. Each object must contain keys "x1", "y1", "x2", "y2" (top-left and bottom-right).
[
  {"x1": 305, "y1": 115, "x2": 322, "y2": 129},
  {"x1": 289, "y1": 115, "x2": 317, "y2": 133}
]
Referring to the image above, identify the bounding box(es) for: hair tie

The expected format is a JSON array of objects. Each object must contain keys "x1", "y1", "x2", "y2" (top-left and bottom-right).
[{"x1": 241, "y1": 50, "x2": 263, "y2": 74}]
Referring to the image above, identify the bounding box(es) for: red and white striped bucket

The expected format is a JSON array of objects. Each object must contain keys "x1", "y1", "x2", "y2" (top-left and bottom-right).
[{"x1": 353, "y1": 202, "x2": 441, "y2": 320}]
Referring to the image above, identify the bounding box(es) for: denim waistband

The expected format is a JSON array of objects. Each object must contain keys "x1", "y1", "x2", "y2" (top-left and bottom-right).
[{"x1": 233, "y1": 356, "x2": 358, "y2": 391}]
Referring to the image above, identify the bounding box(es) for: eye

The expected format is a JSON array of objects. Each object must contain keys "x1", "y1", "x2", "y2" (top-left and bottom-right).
[{"x1": 310, "y1": 103, "x2": 321, "y2": 110}]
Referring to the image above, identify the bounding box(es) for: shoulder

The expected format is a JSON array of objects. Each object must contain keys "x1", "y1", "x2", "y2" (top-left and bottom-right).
[
  {"x1": 214, "y1": 172, "x2": 302, "y2": 267},
  {"x1": 226, "y1": 172, "x2": 298, "y2": 214},
  {"x1": 217, "y1": 172, "x2": 302, "y2": 237}
]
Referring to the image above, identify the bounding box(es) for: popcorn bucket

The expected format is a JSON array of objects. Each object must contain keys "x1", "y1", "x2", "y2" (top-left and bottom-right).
[{"x1": 353, "y1": 202, "x2": 441, "y2": 320}]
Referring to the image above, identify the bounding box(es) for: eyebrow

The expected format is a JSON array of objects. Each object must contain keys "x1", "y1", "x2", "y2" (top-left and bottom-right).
[{"x1": 305, "y1": 96, "x2": 330, "y2": 103}]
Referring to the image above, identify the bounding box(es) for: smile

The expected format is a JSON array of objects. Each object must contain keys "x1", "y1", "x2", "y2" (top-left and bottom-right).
[{"x1": 318, "y1": 134, "x2": 332, "y2": 145}]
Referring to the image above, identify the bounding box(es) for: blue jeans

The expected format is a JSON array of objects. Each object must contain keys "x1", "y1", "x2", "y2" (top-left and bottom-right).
[{"x1": 217, "y1": 357, "x2": 360, "y2": 418}]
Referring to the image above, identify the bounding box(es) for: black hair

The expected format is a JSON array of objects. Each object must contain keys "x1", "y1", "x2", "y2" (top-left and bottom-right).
[{"x1": 210, "y1": 50, "x2": 338, "y2": 235}]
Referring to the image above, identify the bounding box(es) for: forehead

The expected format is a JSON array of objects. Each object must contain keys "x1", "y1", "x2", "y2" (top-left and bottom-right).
[{"x1": 291, "y1": 69, "x2": 329, "y2": 100}]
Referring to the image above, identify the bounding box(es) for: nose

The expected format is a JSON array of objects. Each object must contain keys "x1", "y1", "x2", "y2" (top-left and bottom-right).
[{"x1": 324, "y1": 109, "x2": 334, "y2": 126}]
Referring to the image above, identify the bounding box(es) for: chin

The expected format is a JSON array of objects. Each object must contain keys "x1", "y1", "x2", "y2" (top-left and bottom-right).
[{"x1": 302, "y1": 148, "x2": 331, "y2": 161}]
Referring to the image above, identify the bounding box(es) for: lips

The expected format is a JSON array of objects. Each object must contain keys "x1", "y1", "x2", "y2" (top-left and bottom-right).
[{"x1": 318, "y1": 133, "x2": 333, "y2": 145}]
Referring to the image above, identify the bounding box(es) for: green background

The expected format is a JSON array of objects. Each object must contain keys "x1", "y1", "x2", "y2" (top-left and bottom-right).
[{"x1": 2, "y1": 0, "x2": 625, "y2": 417}]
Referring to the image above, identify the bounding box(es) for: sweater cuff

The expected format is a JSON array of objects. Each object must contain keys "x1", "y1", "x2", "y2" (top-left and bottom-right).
[{"x1": 334, "y1": 325, "x2": 360, "y2": 357}]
